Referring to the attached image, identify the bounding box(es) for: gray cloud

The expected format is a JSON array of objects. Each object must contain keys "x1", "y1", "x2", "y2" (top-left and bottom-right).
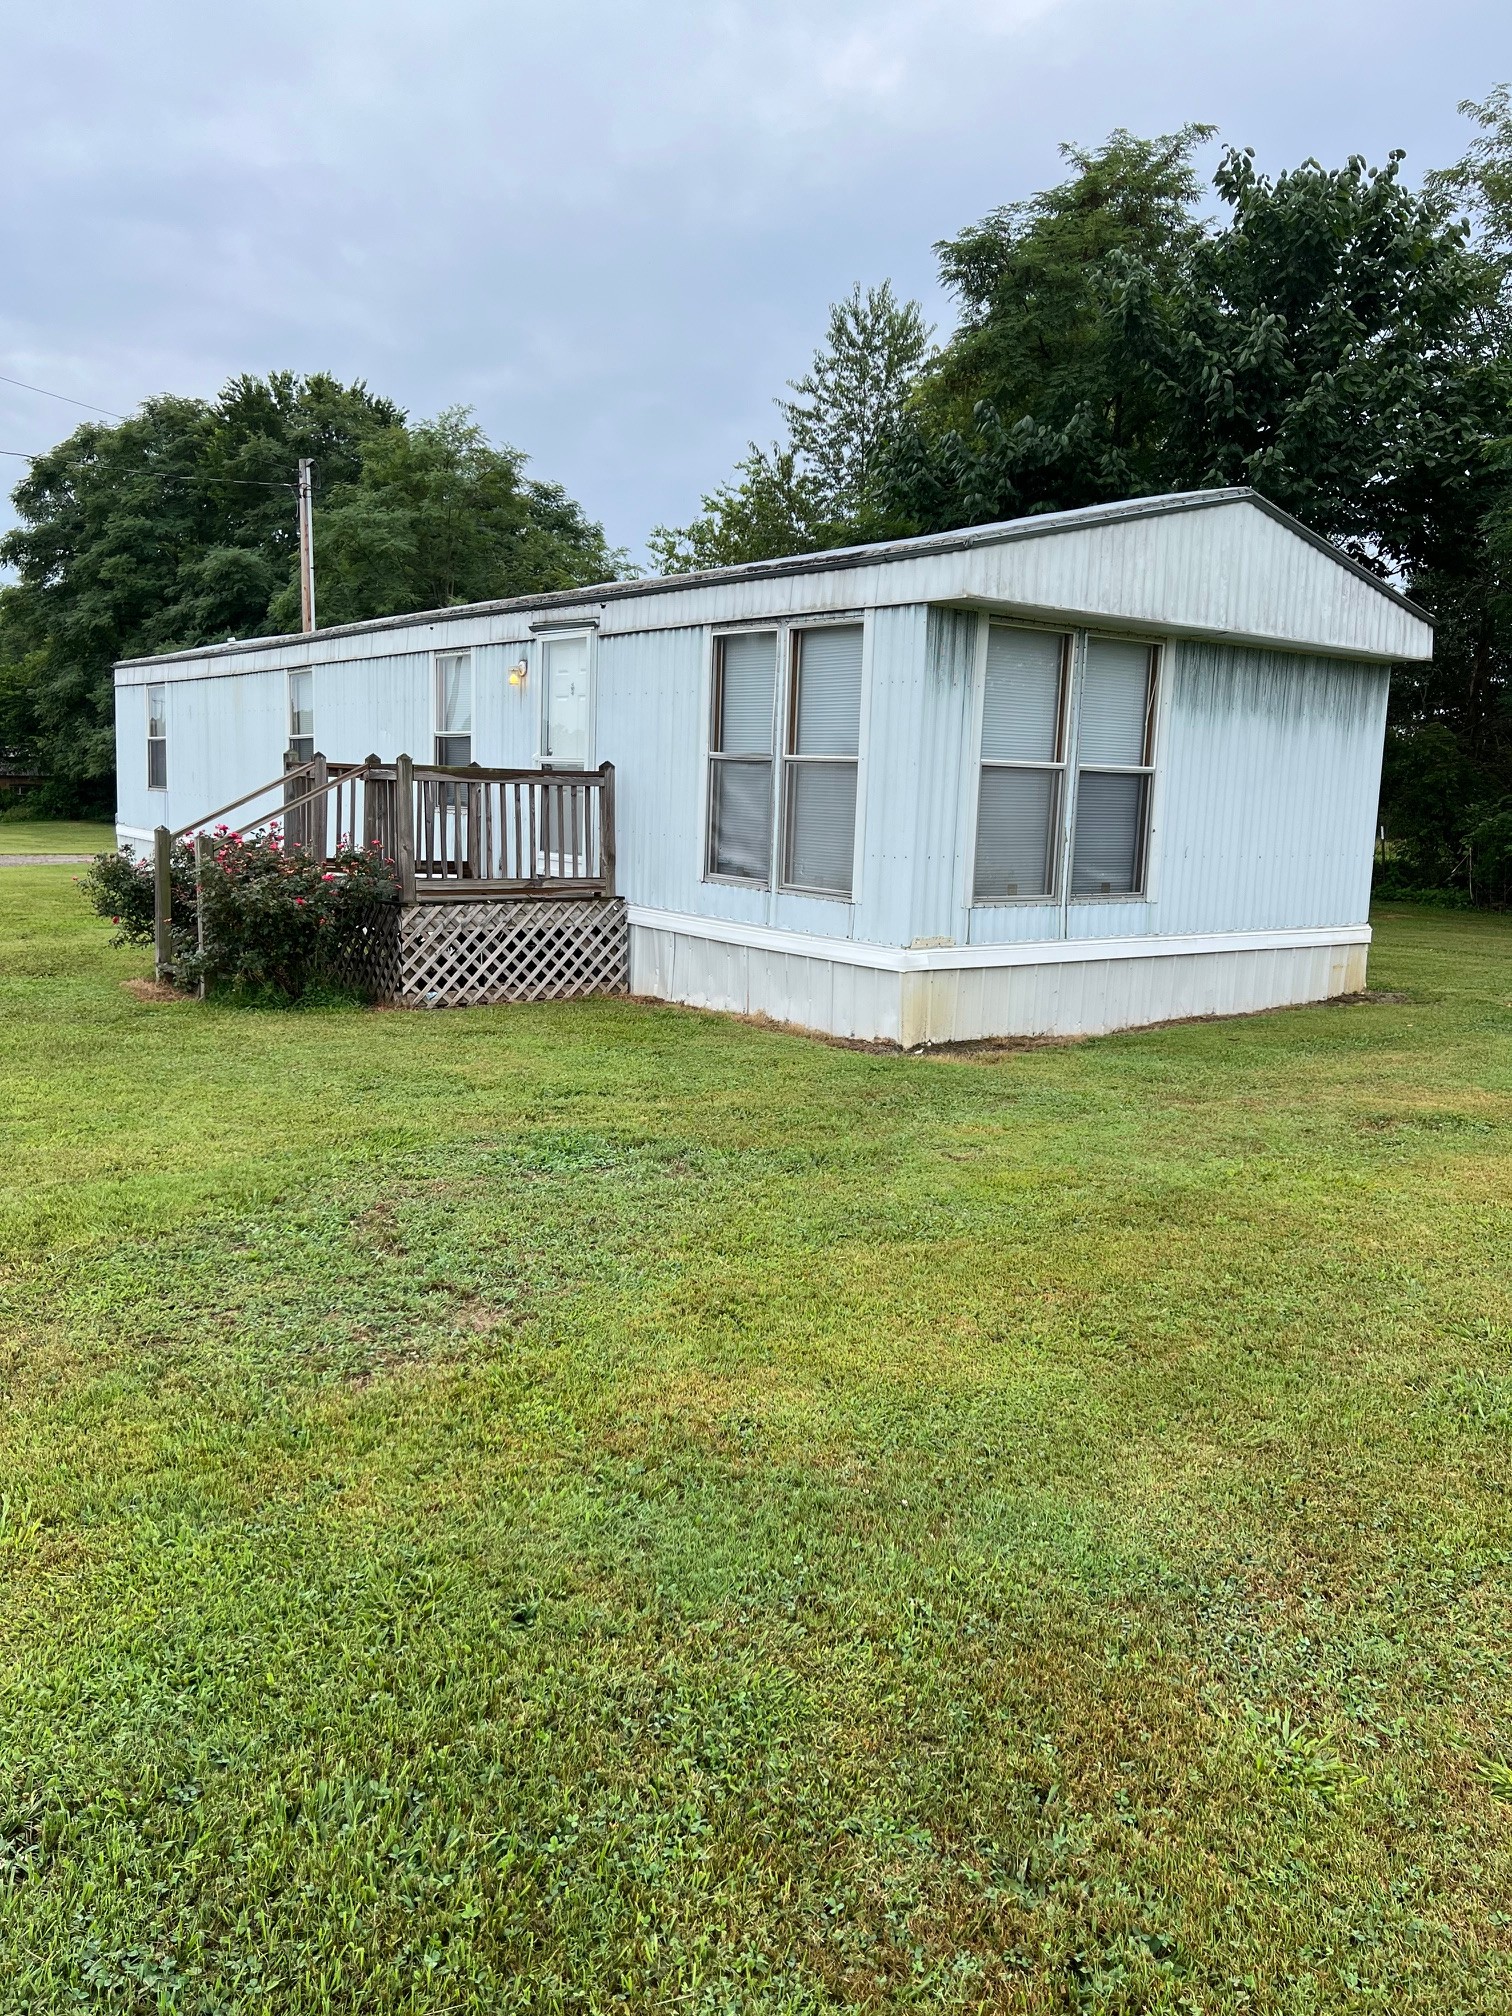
[{"x1": 2, "y1": 0, "x2": 1507, "y2": 562}]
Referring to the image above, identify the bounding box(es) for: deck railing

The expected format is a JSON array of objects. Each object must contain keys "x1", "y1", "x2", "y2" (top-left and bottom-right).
[{"x1": 153, "y1": 752, "x2": 616, "y2": 979}]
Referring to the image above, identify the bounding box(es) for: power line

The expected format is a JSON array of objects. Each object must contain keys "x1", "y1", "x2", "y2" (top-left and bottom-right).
[{"x1": 0, "y1": 371, "x2": 127, "y2": 420}]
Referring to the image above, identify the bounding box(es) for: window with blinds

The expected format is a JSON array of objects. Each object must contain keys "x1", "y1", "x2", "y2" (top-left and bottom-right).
[
  {"x1": 708, "y1": 631, "x2": 777, "y2": 881},
  {"x1": 781, "y1": 624, "x2": 862, "y2": 897},
  {"x1": 435, "y1": 650, "x2": 472, "y2": 768},
  {"x1": 146, "y1": 684, "x2": 167, "y2": 791},
  {"x1": 972, "y1": 626, "x2": 1067, "y2": 901},
  {"x1": 1070, "y1": 638, "x2": 1156, "y2": 896},
  {"x1": 288, "y1": 670, "x2": 314, "y2": 764}
]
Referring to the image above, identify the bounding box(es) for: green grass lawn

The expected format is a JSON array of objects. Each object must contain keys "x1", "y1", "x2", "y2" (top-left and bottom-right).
[
  {"x1": 1, "y1": 869, "x2": 1510, "y2": 2012},
  {"x1": 0, "y1": 818, "x2": 117, "y2": 856}
]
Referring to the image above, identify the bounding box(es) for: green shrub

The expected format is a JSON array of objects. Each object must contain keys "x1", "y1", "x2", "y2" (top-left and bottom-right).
[{"x1": 82, "y1": 829, "x2": 400, "y2": 1001}]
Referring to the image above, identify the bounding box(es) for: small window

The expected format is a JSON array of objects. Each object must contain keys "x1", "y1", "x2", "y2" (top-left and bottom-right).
[
  {"x1": 288, "y1": 670, "x2": 314, "y2": 764},
  {"x1": 146, "y1": 684, "x2": 167, "y2": 790},
  {"x1": 1070, "y1": 639, "x2": 1157, "y2": 896},
  {"x1": 973, "y1": 627, "x2": 1068, "y2": 901},
  {"x1": 707, "y1": 631, "x2": 777, "y2": 881},
  {"x1": 781, "y1": 624, "x2": 863, "y2": 897},
  {"x1": 435, "y1": 650, "x2": 472, "y2": 768}
]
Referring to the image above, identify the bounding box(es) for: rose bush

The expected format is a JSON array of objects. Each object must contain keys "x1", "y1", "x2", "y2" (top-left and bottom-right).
[{"x1": 82, "y1": 828, "x2": 400, "y2": 1001}]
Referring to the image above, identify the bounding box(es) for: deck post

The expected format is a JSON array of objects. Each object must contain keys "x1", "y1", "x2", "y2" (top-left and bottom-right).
[
  {"x1": 194, "y1": 831, "x2": 209, "y2": 999},
  {"x1": 153, "y1": 825, "x2": 173, "y2": 983},
  {"x1": 599, "y1": 761, "x2": 616, "y2": 898},
  {"x1": 310, "y1": 753, "x2": 329, "y2": 865},
  {"x1": 395, "y1": 754, "x2": 417, "y2": 904},
  {"x1": 362, "y1": 755, "x2": 382, "y2": 851}
]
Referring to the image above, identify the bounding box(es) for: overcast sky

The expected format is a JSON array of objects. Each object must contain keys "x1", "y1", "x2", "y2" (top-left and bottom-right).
[{"x1": 2, "y1": 0, "x2": 1508, "y2": 566}]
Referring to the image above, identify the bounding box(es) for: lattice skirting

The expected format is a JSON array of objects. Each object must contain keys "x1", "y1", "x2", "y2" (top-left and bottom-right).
[
  {"x1": 327, "y1": 902, "x2": 402, "y2": 1002},
  {"x1": 397, "y1": 897, "x2": 629, "y2": 1008}
]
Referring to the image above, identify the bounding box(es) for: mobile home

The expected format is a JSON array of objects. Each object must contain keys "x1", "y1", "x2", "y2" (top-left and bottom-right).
[{"x1": 114, "y1": 487, "x2": 1431, "y2": 1045}]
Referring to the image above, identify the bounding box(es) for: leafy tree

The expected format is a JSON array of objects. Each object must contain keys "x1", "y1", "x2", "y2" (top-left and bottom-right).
[
  {"x1": 647, "y1": 446, "x2": 834, "y2": 574},
  {"x1": 886, "y1": 127, "x2": 1211, "y2": 520},
  {"x1": 278, "y1": 409, "x2": 620, "y2": 629},
  {"x1": 0, "y1": 375, "x2": 618, "y2": 802},
  {"x1": 881, "y1": 134, "x2": 1502, "y2": 560},
  {"x1": 650, "y1": 283, "x2": 931, "y2": 572},
  {"x1": 1381, "y1": 90, "x2": 1512, "y2": 901},
  {"x1": 777, "y1": 283, "x2": 933, "y2": 523}
]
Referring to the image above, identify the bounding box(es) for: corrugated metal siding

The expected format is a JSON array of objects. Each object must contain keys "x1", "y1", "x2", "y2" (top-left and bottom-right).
[
  {"x1": 1153, "y1": 642, "x2": 1388, "y2": 933},
  {"x1": 853, "y1": 605, "x2": 973, "y2": 947},
  {"x1": 116, "y1": 667, "x2": 285, "y2": 839}
]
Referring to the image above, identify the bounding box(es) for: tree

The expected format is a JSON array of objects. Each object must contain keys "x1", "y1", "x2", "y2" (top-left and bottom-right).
[
  {"x1": 0, "y1": 376, "x2": 619, "y2": 802},
  {"x1": 1160, "y1": 148, "x2": 1502, "y2": 575},
  {"x1": 270, "y1": 409, "x2": 622, "y2": 630},
  {"x1": 1383, "y1": 90, "x2": 1512, "y2": 900},
  {"x1": 880, "y1": 128, "x2": 1212, "y2": 526},
  {"x1": 879, "y1": 131, "x2": 1501, "y2": 558},
  {"x1": 650, "y1": 283, "x2": 932, "y2": 572}
]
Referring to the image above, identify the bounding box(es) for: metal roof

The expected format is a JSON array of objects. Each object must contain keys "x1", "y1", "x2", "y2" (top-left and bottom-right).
[{"x1": 113, "y1": 487, "x2": 1430, "y2": 672}]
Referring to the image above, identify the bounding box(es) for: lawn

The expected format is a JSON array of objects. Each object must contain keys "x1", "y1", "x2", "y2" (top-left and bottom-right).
[
  {"x1": 0, "y1": 818, "x2": 117, "y2": 857},
  {"x1": 1, "y1": 866, "x2": 1510, "y2": 2013}
]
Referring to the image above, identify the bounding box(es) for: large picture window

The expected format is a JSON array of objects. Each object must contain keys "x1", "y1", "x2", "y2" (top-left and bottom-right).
[
  {"x1": 707, "y1": 631, "x2": 777, "y2": 882},
  {"x1": 781, "y1": 624, "x2": 863, "y2": 897},
  {"x1": 1070, "y1": 638, "x2": 1157, "y2": 896},
  {"x1": 288, "y1": 670, "x2": 314, "y2": 764},
  {"x1": 972, "y1": 626, "x2": 1068, "y2": 901},
  {"x1": 146, "y1": 683, "x2": 167, "y2": 790},
  {"x1": 435, "y1": 650, "x2": 472, "y2": 767}
]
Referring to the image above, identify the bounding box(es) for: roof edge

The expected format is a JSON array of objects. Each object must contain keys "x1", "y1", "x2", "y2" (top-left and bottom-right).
[{"x1": 113, "y1": 487, "x2": 1431, "y2": 671}]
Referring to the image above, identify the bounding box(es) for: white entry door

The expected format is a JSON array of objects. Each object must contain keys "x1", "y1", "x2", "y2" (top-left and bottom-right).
[{"x1": 544, "y1": 634, "x2": 591, "y2": 769}]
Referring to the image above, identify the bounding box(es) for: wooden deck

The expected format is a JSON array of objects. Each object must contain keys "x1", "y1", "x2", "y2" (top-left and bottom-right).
[{"x1": 152, "y1": 753, "x2": 626, "y2": 1003}]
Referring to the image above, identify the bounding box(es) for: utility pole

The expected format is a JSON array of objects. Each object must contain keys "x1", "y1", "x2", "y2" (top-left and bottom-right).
[{"x1": 297, "y1": 457, "x2": 316, "y2": 633}]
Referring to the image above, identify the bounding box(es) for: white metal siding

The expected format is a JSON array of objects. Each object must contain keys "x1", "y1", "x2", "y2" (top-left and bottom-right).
[{"x1": 1152, "y1": 643, "x2": 1388, "y2": 935}]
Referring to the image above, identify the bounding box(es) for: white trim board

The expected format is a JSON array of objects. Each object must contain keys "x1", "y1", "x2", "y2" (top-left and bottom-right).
[{"x1": 625, "y1": 905, "x2": 1370, "y2": 974}]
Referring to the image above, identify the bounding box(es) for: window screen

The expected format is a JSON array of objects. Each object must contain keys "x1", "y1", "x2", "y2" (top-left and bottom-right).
[
  {"x1": 288, "y1": 670, "x2": 314, "y2": 764},
  {"x1": 435, "y1": 650, "x2": 472, "y2": 767},
  {"x1": 973, "y1": 627, "x2": 1066, "y2": 902},
  {"x1": 1070, "y1": 638, "x2": 1155, "y2": 896},
  {"x1": 146, "y1": 684, "x2": 167, "y2": 790},
  {"x1": 708, "y1": 632, "x2": 777, "y2": 881},
  {"x1": 782, "y1": 625, "x2": 862, "y2": 896}
]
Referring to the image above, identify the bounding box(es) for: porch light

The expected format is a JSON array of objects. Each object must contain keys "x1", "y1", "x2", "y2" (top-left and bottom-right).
[{"x1": 508, "y1": 659, "x2": 529, "y2": 687}]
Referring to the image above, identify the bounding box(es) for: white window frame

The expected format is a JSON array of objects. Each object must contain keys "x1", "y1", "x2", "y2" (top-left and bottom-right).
[
  {"x1": 968, "y1": 620, "x2": 1073, "y2": 907},
  {"x1": 1066, "y1": 634, "x2": 1162, "y2": 904},
  {"x1": 705, "y1": 626, "x2": 780, "y2": 887},
  {"x1": 537, "y1": 628, "x2": 596, "y2": 770},
  {"x1": 433, "y1": 648, "x2": 473, "y2": 769},
  {"x1": 778, "y1": 618, "x2": 867, "y2": 902},
  {"x1": 146, "y1": 683, "x2": 167, "y2": 791},
  {"x1": 964, "y1": 624, "x2": 1165, "y2": 911},
  {"x1": 287, "y1": 669, "x2": 315, "y2": 764},
  {"x1": 701, "y1": 613, "x2": 867, "y2": 900}
]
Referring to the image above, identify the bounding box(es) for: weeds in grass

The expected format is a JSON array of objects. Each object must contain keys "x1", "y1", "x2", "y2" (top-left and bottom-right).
[{"x1": 0, "y1": 874, "x2": 1509, "y2": 2008}]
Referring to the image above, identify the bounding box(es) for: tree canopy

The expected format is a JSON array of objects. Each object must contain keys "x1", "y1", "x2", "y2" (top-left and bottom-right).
[
  {"x1": 0, "y1": 374, "x2": 619, "y2": 802},
  {"x1": 648, "y1": 283, "x2": 932, "y2": 572}
]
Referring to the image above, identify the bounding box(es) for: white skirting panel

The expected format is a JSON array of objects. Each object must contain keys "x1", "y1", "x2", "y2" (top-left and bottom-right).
[{"x1": 628, "y1": 908, "x2": 1370, "y2": 1046}]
